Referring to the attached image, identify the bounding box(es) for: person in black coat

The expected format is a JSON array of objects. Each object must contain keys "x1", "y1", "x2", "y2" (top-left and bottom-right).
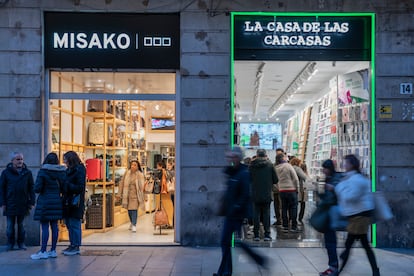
[
  {"x1": 0, "y1": 152, "x2": 35, "y2": 251},
  {"x1": 30, "y1": 152, "x2": 66, "y2": 260},
  {"x1": 62, "y1": 151, "x2": 86, "y2": 256},
  {"x1": 214, "y1": 146, "x2": 266, "y2": 276}
]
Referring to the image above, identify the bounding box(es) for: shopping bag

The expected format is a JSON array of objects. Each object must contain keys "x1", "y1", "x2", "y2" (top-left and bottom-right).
[
  {"x1": 329, "y1": 205, "x2": 348, "y2": 231},
  {"x1": 373, "y1": 191, "x2": 393, "y2": 222},
  {"x1": 167, "y1": 178, "x2": 175, "y2": 193},
  {"x1": 309, "y1": 205, "x2": 330, "y2": 233},
  {"x1": 144, "y1": 178, "x2": 154, "y2": 194},
  {"x1": 154, "y1": 206, "x2": 169, "y2": 226}
]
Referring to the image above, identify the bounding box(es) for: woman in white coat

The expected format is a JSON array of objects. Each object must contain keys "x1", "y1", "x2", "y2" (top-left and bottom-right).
[{"x1": 334, "y1": 154, "x2": 379, "y2": 276}]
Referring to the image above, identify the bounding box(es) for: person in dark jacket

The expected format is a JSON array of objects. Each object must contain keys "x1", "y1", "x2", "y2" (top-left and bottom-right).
[
  {"x1": 30, "y1": 152, "x2": 66, "y2": 260},
  {"x1": 62, "y1": 151, "x2": 86, "y2": 256},
  {"x1": 214, "y1": 146, "x2": 266, "y2": 276},
  {"x1": 319, "y1": 159, "x2": 343, "y2": 276},
  {"x1": 249, "y1": 149, "x2": 278, "y2": 241},
  {"x1": 0, "y1": 152, "x2": 35, "y2": 251}
]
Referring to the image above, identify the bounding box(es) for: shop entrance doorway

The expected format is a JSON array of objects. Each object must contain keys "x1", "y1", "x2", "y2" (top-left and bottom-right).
[
  {"x1": 47, "y1": 71, "x2": 178, "y2": 245},
  {"x1": 231, "y1": 13, "x2": 376, "y2": 247}
]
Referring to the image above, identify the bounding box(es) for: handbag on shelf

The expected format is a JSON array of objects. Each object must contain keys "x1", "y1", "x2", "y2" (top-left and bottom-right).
[
  {"x1": 144, "y1": 178, "x2": 155, "y2": 194},
  {"x1": 154, "y1": 206, "x2": 169, "y2": 226}
]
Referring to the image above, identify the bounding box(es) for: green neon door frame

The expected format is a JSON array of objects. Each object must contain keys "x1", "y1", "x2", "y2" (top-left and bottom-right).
[{"x1": 230, "y1": 12, "x2": 377, "y2": 246}]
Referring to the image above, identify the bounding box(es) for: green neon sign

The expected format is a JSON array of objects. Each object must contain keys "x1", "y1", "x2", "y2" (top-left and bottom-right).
[{"x1": 230, "y1": 12, "x2": 376, "y2": 246}]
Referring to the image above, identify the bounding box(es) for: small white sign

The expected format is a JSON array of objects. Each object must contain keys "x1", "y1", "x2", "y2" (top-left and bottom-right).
[{"x1": 400, "y1": 83, "x2": 413, "y2": 95}]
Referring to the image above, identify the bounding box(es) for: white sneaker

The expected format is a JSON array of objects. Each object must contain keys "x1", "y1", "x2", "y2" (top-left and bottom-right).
[
  {"x1": 47, "y1": 250, "x2": 58, "y2": 258},
  {"x1": 31, "y1": 251, "x2": 49, "y2": 260},
  {"x1": 131, "y1": 225, "x2": 136, "y2": 232},
  {"x1": 128, "y1": 223, "x2": 133, "y2": 230}
]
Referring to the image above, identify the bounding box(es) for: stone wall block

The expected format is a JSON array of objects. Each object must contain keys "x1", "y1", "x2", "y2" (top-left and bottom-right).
[
  {"x1": 377, "y1": 13, "x2": 414, "y2": 32},
  {"x1": 0, "y1": 99, "x2": 41, "y2": 120},
  {"x1": 0, "y1": 28, "x2": 41, "y2": 51},
  {"x1": 180, "y1": 167, "x2": 226, "y2": 192},
  {"x1": 376, "y1": 99, "x2": 414, "y2": 122},
  {"x1": 0, "y1": 121, "x2": 42, "y2": 144},
  {"x1": 181, "y1": 77, "x2": 230, "y2": 99},
  {"x1": 376, "y1": 122, "x2": 414, "y2": 143},
  {"x1": 376, "y1": 191, "x2": 414, "y2": 248},
  {"x1": 0, "y1": 52, "x2": 42, "y2": 74},
  {"x1": 376, "y1": 54, "x2": 414, "y2": 77},
  {"x1": 376, "y1": 32, "x2": 414, "y2": 54},
  {"x1": 376, "y1": 144, "x2": 414, "y2": 167},
  {"x1": 0, "y1": 75, "x2": 42, "y2": 98},
  {"x1": 181, "y1": 122, "x2": 229, "y2": 145},
  {"x1": 181, "y1": 54, "x2": 229, "y2": 77},
  {"x1": 181, "y1": 145, "x2": 228, "y2": 167},
  {"x1": 0, "y1": 8, "x2": 41, "y2": 28},
  {"x1": 181, "y1": 31, "x2": 229, "y2": 53},
  {"x1": 181, "y1": 11, "x2": 229, "y2": 31},
  {"x1": 377, "y1": 167, "x2": 414, "y2": 192},
  {"x1": 376, "y1": 77, "x2": 414, "y2": 99},
  {"x1": 0, "y1": 143, "x2": 42, "y2": 169},
  {"x1": 181, "y1": 98, "x2": 230, "y2": 122}
]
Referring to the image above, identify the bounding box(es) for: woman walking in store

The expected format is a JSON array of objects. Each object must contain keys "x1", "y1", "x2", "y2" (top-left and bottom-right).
[
  {"x1": 62, "y1": 151, "x2": 86, "y2": 256},
  {"x1": 156, "y1": 162, "x2": 174, "y2": 229},
  {"x1": 289, "y1": 158, "x2": 310, "y2": 225},
  {"x1": 274, "y1": 153, "x2": 300, "y2": 233},
  {"x1": 31, "y1": 152, "x2": 66, "y2": 260},
  {"x1": 118, "y1": 160, "x2": 145, "y2": 233},
  {"x1": 334, "y1": 155, "x2": 379, "y2": 276}
]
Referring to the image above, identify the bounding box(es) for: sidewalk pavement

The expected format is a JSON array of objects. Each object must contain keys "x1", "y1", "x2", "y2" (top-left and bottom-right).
[{"x1": 0, "y1": 245, "x2": 413, "y2": 276}]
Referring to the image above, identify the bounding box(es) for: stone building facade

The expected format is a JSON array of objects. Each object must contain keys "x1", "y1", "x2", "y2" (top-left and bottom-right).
[{"x1": 0, "y1": 0, "x2": 413, "y2": 247}]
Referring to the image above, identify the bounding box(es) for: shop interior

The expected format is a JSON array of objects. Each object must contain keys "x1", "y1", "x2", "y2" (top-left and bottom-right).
[
  {"x1": 234, "y1": 60, "x2": 371, "y2": 246},
  {"x1": 49, "y1": 72, "x2": 176, "y2": 244}
]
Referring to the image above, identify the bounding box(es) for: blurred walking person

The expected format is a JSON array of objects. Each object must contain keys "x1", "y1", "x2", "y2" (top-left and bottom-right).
[
  {"x1": 335, "y1": 155, "x2": 379, "y2": 276},
  {"x1": 319, "y1": 159, "x2": 343, "y2": 276},
  {"x1": 31, "y1": 152, "x2": 66, "y2": 259},
  {"x1": 214, "y1": 146, "x2": 266, "y2": 276},
  {"x1": 289, "y1": 158, "x2": 310, "y2": 225},
  {"x1": 0, "y1": 152, "x2": 35, "y2": 251}
]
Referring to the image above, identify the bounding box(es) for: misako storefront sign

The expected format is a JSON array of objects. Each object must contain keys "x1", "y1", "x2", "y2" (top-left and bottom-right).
[
  {"x1": 233, "y1": 13, "x2": 373, "y2": 61},
  {"x1": 44, "y1": 12, "x2": 180, "y2": 69}
]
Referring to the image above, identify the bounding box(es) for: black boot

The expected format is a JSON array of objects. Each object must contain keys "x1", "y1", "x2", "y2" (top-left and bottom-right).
[{"x1": 373, "y1": 267, "x2": 380, "y2": 276}]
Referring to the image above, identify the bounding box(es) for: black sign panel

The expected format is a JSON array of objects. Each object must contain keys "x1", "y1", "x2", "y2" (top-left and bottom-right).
[
  {"x1": 233, "y1": 15, "x2": 372, "y2": 61},
  {"x1": 44, "y1": 12, "x2": 180, "y2": 69}
]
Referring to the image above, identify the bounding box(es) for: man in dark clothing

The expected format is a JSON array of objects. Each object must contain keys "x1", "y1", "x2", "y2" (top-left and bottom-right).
[
  {"x1": 214, "y1": 146, "x2": 266, "y2": 276},
  {"x1": 249, "y1": 149, "x2": 278, "y2": 241},
  {"x1": 0, "y1": 152, "x2": 35, "y2": 251}
]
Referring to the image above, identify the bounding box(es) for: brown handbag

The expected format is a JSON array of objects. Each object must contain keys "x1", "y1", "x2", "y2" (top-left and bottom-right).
[{"x1": 154, "y1": 206, "x2": 169, "y2": 226}]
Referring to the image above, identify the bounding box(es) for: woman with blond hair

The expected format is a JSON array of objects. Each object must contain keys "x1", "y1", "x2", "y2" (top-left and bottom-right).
[{"x1": 289, "y1": 157, "x2": 310, "y2": 225}]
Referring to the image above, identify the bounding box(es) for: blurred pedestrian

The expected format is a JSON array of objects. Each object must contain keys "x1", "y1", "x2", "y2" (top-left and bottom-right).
[
  {"x1": 272, "y1": 148, "x2": 284, "y2": 227},
  {"x1": 249, "y1": 149, "x2": 278, "y2": 241},
  {"x1": 275, "y1": 153, "x2": 300, "y2": 233},
  {"x1": 62, "y1": 151, "x2": 86, "y2": 256},
  {"x1": 319, "y1": 159, "x2": 343, "y2": 276},
  {"x1": 31, "y1": 152, "x2": 66, "y2": 260},
  {"x1": 0, "y1": 152, "x2": 35, "y2": 251},
  {"x1": 335, "y1": 155, "x2": 379, "y2": 276},
  {"x1": 214, "y1": 146, "x2": 266, "y2": 276},
  {"x1": 118, "y1": 160, "x2": 145, "y2": 232}
]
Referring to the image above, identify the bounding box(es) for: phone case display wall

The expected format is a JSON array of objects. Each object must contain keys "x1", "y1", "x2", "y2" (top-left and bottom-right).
[
  {"x1": 300, "y1": 69, "x2": 370, "y2": 179},
  {"x1": 51, "y1": 99, "x2": 148, "y2": 239}
]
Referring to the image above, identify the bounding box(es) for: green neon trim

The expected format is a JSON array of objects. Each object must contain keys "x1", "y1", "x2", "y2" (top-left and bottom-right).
[
  {"x1": 230, "y1": 13, "x2": 235, "y2": 146},
  {"x1": 230, "y1": 11, "x2": 377, "y2": 247},
  {"x1": 370, "y1": 13, "x2": 377, "y2": 248}
]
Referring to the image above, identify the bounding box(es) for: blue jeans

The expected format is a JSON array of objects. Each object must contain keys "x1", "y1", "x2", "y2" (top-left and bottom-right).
[
  {"x1": 41, "y1": 220, "x2": 59, "y2": 252},
  {"x1": 128, "y1": 210, "x2": 137, "y2": 226},
  {"x1": 324, "y1": 229, "x2": 338, "y2": 269},
  {"x1": 65, "y1": 217, "x2": 82, "y2": 247},
  {"x1": 280, "y1": 192, "x2": 298, "y2": 229},
  {"x1": 7, "y1": 215, "x2": 26, "y2": 246}
]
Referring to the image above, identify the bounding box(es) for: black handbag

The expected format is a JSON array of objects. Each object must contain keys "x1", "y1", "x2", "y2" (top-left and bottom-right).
[
  {"x1": 310, "y1": 205, "x2": 330, "y2": 233},
  {"x1": 153, "y1": 179, "x2": 161, "y2": 194}
]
